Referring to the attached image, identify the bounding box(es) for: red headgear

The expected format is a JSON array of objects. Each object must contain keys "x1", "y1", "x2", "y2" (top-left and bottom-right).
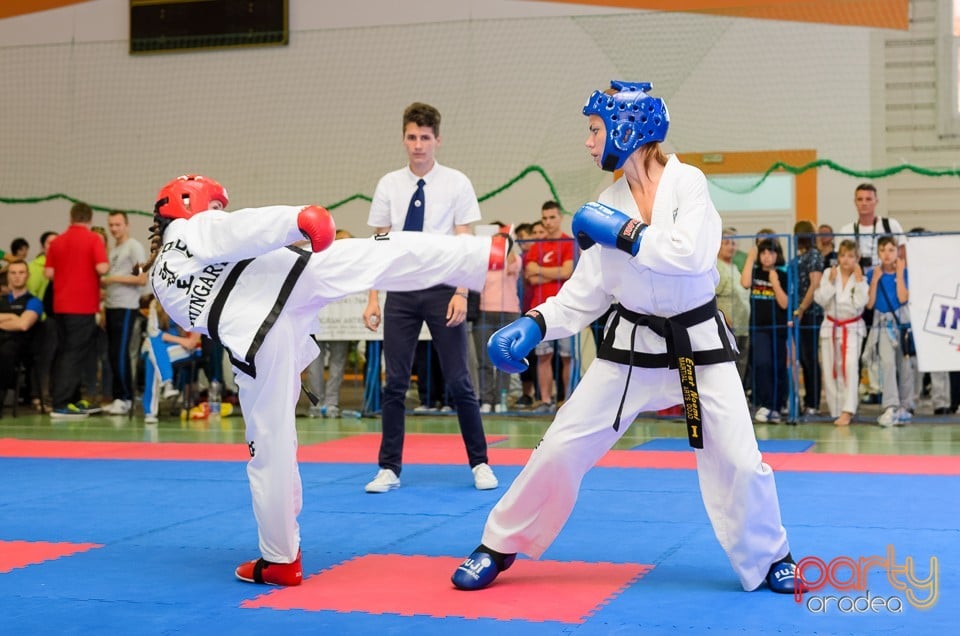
[{"x1": 155, "y1": 175, "x2": 229, "y2": 220}]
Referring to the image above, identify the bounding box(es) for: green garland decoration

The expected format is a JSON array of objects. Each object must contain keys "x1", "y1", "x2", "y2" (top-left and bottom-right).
[{"x1": 4, "y1": 160, "x2": 959, "y2": 216}]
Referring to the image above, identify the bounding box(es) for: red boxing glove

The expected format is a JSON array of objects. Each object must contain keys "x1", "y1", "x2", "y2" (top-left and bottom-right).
[{"x1": 297, "y1": 205, "x2": 336, "y2": 252}]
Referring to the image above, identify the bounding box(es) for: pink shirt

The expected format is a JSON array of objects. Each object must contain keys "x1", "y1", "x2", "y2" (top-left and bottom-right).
[{"x1": 480, "y1": 252, "x2": 521, "y2": 313}]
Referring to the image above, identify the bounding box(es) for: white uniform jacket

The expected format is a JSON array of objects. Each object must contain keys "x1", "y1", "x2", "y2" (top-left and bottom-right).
[
  {"x1": 535, "y1": 155, "x2": 728, "y2": 360},
  {"x1": 150, "y1": 206, "x2": 307, "y2": 378},
  {"x1": 813, "y1": 267, "x2": 869, "y2": 340}
]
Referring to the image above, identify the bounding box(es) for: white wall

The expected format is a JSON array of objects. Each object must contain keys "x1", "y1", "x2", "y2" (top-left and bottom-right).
[{"x1": 0, "y1": 0, "x2": 878, "y2": 252}]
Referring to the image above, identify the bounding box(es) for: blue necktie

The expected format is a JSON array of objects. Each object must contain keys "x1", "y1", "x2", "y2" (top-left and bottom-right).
[{"x1": 403, "y1": 178, "x2": 426, "y2": 232}]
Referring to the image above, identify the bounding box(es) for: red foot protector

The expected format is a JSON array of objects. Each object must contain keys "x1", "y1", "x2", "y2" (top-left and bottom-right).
[
  {"x1": 242, "y1": 554, "x2": 651, "y2": 623},
  {"x1": 0, "y1": 540, "x2": 102, "y2": 573}
]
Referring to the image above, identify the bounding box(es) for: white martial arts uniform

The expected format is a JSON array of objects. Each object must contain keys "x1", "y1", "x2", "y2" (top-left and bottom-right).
[
  {"x1": 480, "y1": 155, "x2": 790, "y2": 591},
  {"x1": 151, "y1": 205, "x2": 492, "y2": 563},
  {"x1": 813, "y1": 267, "x2": 868, "y2": 417}
]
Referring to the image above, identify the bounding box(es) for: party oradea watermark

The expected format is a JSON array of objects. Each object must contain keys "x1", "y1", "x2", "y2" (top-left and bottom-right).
[{"x1": 794, "y1": 545, "x2": 938, "y2": 614}]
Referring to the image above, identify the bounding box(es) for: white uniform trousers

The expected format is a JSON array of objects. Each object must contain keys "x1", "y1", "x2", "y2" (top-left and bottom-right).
[
  {"x1": 235, "y1": 233, "x2": 491, "y2": 563},
  {"x1": 820, "y1": 330, "x2": 864, "y2": 417},
  {"x1": 480, "y1": 358, "x2": 789, "y2": 591}
]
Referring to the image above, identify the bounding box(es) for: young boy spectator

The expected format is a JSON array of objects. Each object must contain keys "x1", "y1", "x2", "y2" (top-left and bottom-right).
[{"x1": 864, "y1": 235, "x2": 915, "y2": 426}]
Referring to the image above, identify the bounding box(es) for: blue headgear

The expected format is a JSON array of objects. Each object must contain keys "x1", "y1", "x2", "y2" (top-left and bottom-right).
[{"x1": 582, "y1": 80, "x2": 669, "y2": 172}]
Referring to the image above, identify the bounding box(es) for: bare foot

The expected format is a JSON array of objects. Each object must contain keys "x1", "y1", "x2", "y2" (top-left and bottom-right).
[{"x1": 834, "y1": 412, "x2": 852, "y2": 426}]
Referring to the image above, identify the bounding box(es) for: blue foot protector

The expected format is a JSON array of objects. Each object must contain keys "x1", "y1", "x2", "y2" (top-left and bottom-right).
[
  {"x1": 766, "y1": 552, "x2": 798, "y2": 594},
  {"x1": 451, "y1": 545, "x2": 516, "y2": 590}
]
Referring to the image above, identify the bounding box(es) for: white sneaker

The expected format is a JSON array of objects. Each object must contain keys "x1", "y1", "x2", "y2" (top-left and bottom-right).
[
  {"x1": 104, "y1": 399, "x2": 132, "y2": 415},
  {"x1": 877, "y1": 406, "x2": 898, "y2": 427},
  {"x1": 754, "y1": 407, "x2": 771, "y2": 423},
  {"x1": 472, "y1": 463, "x2": 498, "y2": 490},
  {"x1": 325, "y1": 405, "x2": 341, "y2": 418},
  {"x1": 160, "y1": 381, "x2": 180, "y2": 400},
  {"x1": 479, "y1": 403, "x2": 492, "y2": 414},
  {"x1": 896, "y1": 407, "x2": 912, "y2": 424},
  {"x1": 144, "y1": 414, "x2": 159, "y2": 424},
  {"x1": 365, "y1": 468, "x2": 400, "y2": 493},
  {"x1": 307, "y1": 404, "x2": 324, "y2": 418}
]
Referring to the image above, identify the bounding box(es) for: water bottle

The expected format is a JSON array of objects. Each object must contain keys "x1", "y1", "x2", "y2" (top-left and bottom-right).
[
  {"x1": 499, "y1": 389, "x2": 508, "y2": 413},
  {"x1": 209, "y1": 380, "x2": 222, "y2": 416},
  {"x1": 341, "y1": 409, "x2": 363, "y2": 419}
]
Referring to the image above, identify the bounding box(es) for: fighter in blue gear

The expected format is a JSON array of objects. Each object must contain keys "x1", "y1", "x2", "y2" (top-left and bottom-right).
[{"x1": 452, "y1": 81, "x2": 797, "y2": 595}]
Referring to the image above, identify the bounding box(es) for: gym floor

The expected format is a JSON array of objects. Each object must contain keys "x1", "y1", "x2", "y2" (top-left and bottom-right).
[{"x1": 1, "y1": 386, "x2": 956, "y2": 634}]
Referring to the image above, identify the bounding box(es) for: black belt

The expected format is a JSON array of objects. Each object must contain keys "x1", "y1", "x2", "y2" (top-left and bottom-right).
[
  {"x1": 597, "y1": 299, "x2": 736, "y2": 448},
  {"x1": 208, "y1": 247, "x2": 311, "y2": 379}
]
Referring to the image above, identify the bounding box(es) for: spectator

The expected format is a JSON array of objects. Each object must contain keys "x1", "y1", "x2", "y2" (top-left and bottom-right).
[
  {"x1": 513, "y1": 222, "x2": 537, "y2": 408},
  {"x1": 362, "y1": 101, "x2": 498, "y2": 493},
  {"x1": 741, "y1": 238, "x2": 789, "y2": 422},
  {"x1": 473, "y1": 221, "x2": 522, "y2": 413},
  {"x1": 716, "y1": 227, "x2": 750, "y2": 384},
  {"x1": 27, "y1": 231, "x2": 58, "y2": 412},
  {"x1": 44, "y1": 202, "x2": 109, "y2": 418},
  {"x1": 0, "y1": 261, "x2": 43, "y2": 410},
  {"x1": 790, "y1": 220, "x2": 823, "y2": 417},
  {"x1": 814, "y1": 239, "x2": 868, "y2": 426},
  {"x1": 7, "y1": 237, "x2": 29, "y2": 263},
  {"x1": 87, "y1": 226, "x2": 112, "y2": 407},
  {"x1": 306, "y1": 229, "x2": 353, "y2": 419},
  {"x1": 817, "y1": 224, "x2": 838, "y2": 270},
  {"x1": 838, "y1": 183, "x2": 906, "y2": 268},
  {"x1": 141, "y1": 298, "x2": 197, "y2": 423},
  {"x1": 864, "y1": 235, "x2": 915, "y2": 426},
  {"x1": 102, "y1": 211, "x2": 148, "y2": 415},
  {"x1": 524, "y1": 201, "x2": 575, "y2": 413}
]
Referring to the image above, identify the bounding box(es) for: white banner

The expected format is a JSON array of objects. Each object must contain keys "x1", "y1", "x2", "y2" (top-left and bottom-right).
[
  {"x1": 906, "y1": 234, "x2": 960, "y2": 372},
  {"x1": 311, "y1": 292, "x2": 431, "y2": 341}
]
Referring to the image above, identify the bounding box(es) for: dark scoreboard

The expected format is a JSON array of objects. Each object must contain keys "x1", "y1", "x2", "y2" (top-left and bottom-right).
[{"x1": 130, "y1": 0, "x2": 288, "y2": 54}]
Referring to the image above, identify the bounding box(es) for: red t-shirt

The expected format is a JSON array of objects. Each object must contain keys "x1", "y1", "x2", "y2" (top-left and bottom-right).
[
  {"x1": 45, "y1": 224, "x2": 109, "y2": 315},
  {"x1": 522, "y1": 233, "x2": 575, "y2": 309}
]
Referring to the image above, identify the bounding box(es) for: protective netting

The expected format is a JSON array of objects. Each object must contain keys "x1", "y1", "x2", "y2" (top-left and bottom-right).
[{"x1": 0, "y1": 10, "x2": 894, "y2": 231}]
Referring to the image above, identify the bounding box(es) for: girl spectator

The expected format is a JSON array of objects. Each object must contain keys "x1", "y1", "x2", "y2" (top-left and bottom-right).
[{"x1": 741, "y1": 238, "x2": 789, "y2": 422}]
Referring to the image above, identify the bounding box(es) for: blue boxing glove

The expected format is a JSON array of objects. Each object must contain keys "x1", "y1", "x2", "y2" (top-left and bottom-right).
[
  {"x1": 487, "y1": 313, "x2": 546, "y2": 374},
  {"x1": 571, "y1": 201, "x2": 647, "y2": 256}
]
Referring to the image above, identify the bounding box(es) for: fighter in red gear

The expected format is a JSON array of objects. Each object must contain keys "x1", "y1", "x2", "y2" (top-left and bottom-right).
[{"x1": 144, "y1": 175, "x2": 509, "y2": 585}]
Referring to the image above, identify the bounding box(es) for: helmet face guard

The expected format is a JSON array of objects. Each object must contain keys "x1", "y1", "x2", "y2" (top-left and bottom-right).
[
  {"x1": 583, "y1": 80, "x2": 669, "y2": 172},
  {"x1": 155, "y1": 175, "x2": 229, "y2": 220}
]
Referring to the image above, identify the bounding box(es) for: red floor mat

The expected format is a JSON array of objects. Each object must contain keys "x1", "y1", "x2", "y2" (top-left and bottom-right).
[
  {"x1": 0, "y1": 439, "x2": 246, "y2": 461},
  {"x1": 298, "y1": 433, "x2": 508, "y2": 463},
  {"x1": 0, "y1": 540, "x2": 102, "y2": 573},
  {"x1": 242, "y1": 554, "x2": 651, "y2": 623},
  {"x1": 2, "y1": 438, "x2": 958, "y2": 474}
]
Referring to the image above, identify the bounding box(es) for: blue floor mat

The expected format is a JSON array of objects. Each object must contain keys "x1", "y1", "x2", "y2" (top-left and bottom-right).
[{"x1": 0, "y1": 457, "x2": 954, "y2": 635}]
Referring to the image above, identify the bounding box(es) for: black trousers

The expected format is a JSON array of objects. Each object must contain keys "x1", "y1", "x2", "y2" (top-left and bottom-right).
[
  {"x1": 52, "y1": 313, "x2": 98, "y2": 409},
  {"x1": 378, "y1": 285, "x2": 488, "y2": 475},
  {"x1": 105, "y1": 308, "x2": 140, "y2": 402},
  {"x1": 0, "y1": 336, "x2": 31, "y2": 397},
  {"x1": 798, "y1": 311, "x2": 822, "y2": 410}
]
